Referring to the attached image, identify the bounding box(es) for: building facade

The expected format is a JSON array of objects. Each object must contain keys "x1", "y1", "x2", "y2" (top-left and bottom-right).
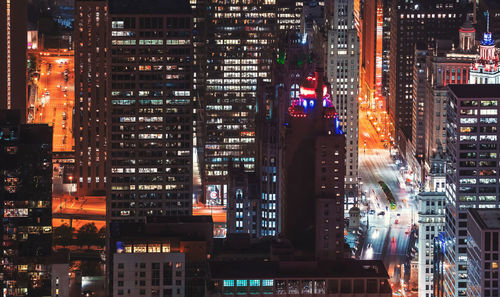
[
  {"x1": 326, "y1": 0, "x2": 360, "y2": 209},
  {"x1": 202, "y1": 0, "x2": 277, "y2": 205},
  {"x1": 389, "y1": 0, "x2": 469, "y2": 145},
  {"x1": 74, "y1": 0, "x2": 108, "y2": 196},
  {"x1": 424, "y1": 26, "x2": 476, "y2": 168},
  {"x1": 469, "y1": 30, "x2": 500, "y2": 85},
  {"x1": 208, "y1": 260, "x2": 392, "y2": 297},
  {"x1": 417, "y1": 192, "x2": 446, "y2": 297},
  {"x1": 0, "y1": 0, "x2": 27, "y2": 122},
  {"x1": 467, "y1": 209, "x2": 500, "y2": 297},
  {"x1": 284, "y1": 71, "x2": 346, "y2": 259},
  {"x1": 444, "y1": 84, "x2": 500, "y2": 297},
  {"x1": 0, "y1": 110, "x2": 53, "y2": 296},
  {"x1": 107, "y1": 0, "x2": 194, "y2": 223}
]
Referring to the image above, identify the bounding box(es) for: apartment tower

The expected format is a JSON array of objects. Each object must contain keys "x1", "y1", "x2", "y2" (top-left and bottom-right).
[
  {"x1": 74, "y1": 0, "x2": 108, "y2": 196},
  {"x1": 107, "y1": 0, "x2": 193, "y2": 223},
  {"x1": 0, "y1": 0, "x2": 27, "y2": 122},
  {"x1": 444, "y1": 84, "x2": 500, "y2": 297}
]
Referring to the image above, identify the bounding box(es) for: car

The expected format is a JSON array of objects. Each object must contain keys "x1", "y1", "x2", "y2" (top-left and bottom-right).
[
  {"x1": 369, "y1": 209, "x2": 375, "y2": 215},
  {"x1": 397, "y1": 213, "x2": 401, "y2": 216},
  {"x1": 82, "y1": 291, "x2": 94, "y2": 297},
  {"x1": 62, "y1": 112, "x2": 67, "y2": 120},
  {"x1": 377, "y1": 211, "x2": 385, "y2": 216},
  {"x1": 367, "y1": 243, "x2": 372, "y2": 248}
]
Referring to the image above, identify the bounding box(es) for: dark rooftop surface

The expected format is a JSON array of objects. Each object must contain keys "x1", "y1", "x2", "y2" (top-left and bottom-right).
[
  {"x1": 210, "y1": 260, "x2": 389, "y2": 279},
  {"x1": 448, "y1": 84, "x2": 500, "y2": 98},
  {"x1": 109, "y1": 0, "x2": 191, "y2": 15},
  {"x1": 469, "y1": 209, "x2": 500, "y2": 230}
]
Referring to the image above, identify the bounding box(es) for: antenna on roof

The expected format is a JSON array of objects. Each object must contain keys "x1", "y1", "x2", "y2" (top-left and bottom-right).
[{"x1": 485, "y1": 10, "x2": 490, "y2": 33}]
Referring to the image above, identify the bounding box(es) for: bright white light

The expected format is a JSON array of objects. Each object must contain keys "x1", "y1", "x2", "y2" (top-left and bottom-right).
[
  {"x1": 372, "y1": 229, "x2": 379, "y2": 239},
  {"x1": 365, "y1": 247, "x2": 373, "y2": 259}
]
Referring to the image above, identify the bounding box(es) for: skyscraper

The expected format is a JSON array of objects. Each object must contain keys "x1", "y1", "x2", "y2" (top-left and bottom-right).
[
  {"x1": 360, "y1": 0, "x2": 384, "y2": 108},
  {"x1": 107, "y1": 0, "x2": 193, "y2": 223},
  {"x1": 74, "y1": 0, "x2": 108, "y2": 196},
  {"x1": 424, "y1": 22, "x2": 476, "y2": 168},
  {"x1": 284, "y1": 71, "x2": 346, "y2": 259},
  {"x1": 389, "y1": 0, "x2": 469, "y2": 146},
  {"x1": 202, "y1": 0, "x2": 277, "y2": 206},
  {"x1": 326, "y1": 0, "x2": 360, "y2": 209},
  {"x1": 444, "y1": 84, "x2": 500, "y2": 297},
  {"x1": 466, "y1": 209, "x2": 500, "y2": 297},
  {"x1": 0, "y1": 0, "x2": 27, "y2": 122},
  {"x1": 0, "y1": 110, "x2": 53, "y2": 296}
]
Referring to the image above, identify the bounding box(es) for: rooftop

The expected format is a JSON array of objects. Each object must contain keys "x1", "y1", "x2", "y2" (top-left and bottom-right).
[
  {"x1": 448, "y1": 84, "x2": 500, "y2": 99},
  {"x1": 109, "y1": 0, "x2": 191, "y2": 15},
  {"x1": 210, "y1": 260, "x2": 389, "y2": 279},
  {"x1": 469, "y1": 209, "x2": 500, "y2": 230}
]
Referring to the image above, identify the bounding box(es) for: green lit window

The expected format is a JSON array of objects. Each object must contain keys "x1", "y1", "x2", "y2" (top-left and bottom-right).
[
  {"x1": 249, "y1": 280, "x2": 260, "y2": 287},
  {"x1": 237, "y1": 280, "x2": 247, "y2": 287},
  {"x1": 262, "y1": 280, "x2": 273, "y2": 287},
  {"x1": 224, "y1": 280, "x2": 235, "y2": 287}
]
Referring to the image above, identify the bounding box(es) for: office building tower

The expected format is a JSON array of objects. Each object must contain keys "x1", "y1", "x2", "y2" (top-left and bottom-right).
[
  {"x1": 284, "y1": 71, "x2": 346, "y2": 259},
  {"x1": 466, "y1": 209, "x2": 500, "y2": 297},
  {"x1": 389, "y1": 0, "x2": 469, "y2": 146},
  {"x1": 469, "y1": 26, "x2": 500, "y2": 85},
  {"x1": 256, "y1": 81, "x2": 284, "y2": 237},
  {"x1": 444, "y1": 84, "x2": 500, "y2": 297},
  {"x1": 107, "y1": 0, "x2": 193, "y2": 223},
  {"x1": 408, "y1": 46, "x2": 428, "y2": 183},
  {"x1": 424, "y1": 23, "x2": 476, "y2": 168},
  {"x1": 360, "y1": 0, "x2": 384, "y2": 109},
  {"x1": 0, "y1": 110, "x2": 53, "y2": 296},
  {"x1": 417, "y1": 192, "x2": 446, "y2": 297},
  {"x1": 326, "y1": 0, "x2": 360, "y2": 209},
  {"x1": 202, "y1": 0, "x2": 277, "y2": 205},
  {"x1": 0, "y1": 0, "x2": 27, "y2": 122},
  {"x1": 74, "y1": 0, "x2": 108, "y2": 196},
  {"x1": 381, "y1": 0, "x2": 391, "y2": 100},
  {"x1": 277, "y1": 0, "x2": 302, "y2": 32},
  {"x1": 227, "y1": 169, "x2": 260, "y2": 237}
]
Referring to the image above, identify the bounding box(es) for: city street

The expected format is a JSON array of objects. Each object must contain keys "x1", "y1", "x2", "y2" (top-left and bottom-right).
[
  {"x1": 358, "y1": 107, "x2": 418, "y2": 293},
  {"x1": 32, "y1": 51, "x2": 74, "y2": 152},
  {"x1": 52, "y1": 195, "x2": 105, "y2": 230}
]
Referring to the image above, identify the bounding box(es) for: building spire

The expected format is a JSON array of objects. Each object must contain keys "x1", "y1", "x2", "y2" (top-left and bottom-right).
[{"x1": 485, "y1": 10, "x2": 490, "y2": 33}]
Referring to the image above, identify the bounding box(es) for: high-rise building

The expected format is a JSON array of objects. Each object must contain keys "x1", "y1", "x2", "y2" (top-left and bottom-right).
[
  {"x1": 107, "y1": 0, "x2": 193, "y2": 223},
  {"x1": 284, "y1": 71, "x2": 346, "y2": 259},
  {"x1": 417, "y1": 192, "x2": 446, "y2": 297},
  {"x1": 74, "y1": 0, "x2": 108, "y2": 196},
  {"x1": 0, "y1": 110, "x2": 53, "y2": 296},
  {"x1": 408, "y1": 46, "x2": 428, "y2": 183},
  {"x1": 0, "y1": 0, "x2": 27, "y2": 122},
  {"x1": 227, "y1": 169, "x2": 260, "y2": 237},
  {"x1": 326, "y1": 0, "x2": 360, "y2": 209},
  {"x1": 466, "y1": 208, "x2": 500, "y2": 297},
  {"x1": 360, "y1": 0, "x2": 384, "y2": 109},
  {"x1": 444, "y1": 84, "x2": 500, "y2": 297},
  {"x1": 389, "y1": 0, "x2": 469, "y2": 146},
  {"x1": 277, "y1": 0, "x2": 302, "y2": 32},
  {"x1": 424, "y1": 22, "x2": 476, "y2": 168},
  {"x1": 202, "y1": 0, "x2": 277, "y2": 206}
]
